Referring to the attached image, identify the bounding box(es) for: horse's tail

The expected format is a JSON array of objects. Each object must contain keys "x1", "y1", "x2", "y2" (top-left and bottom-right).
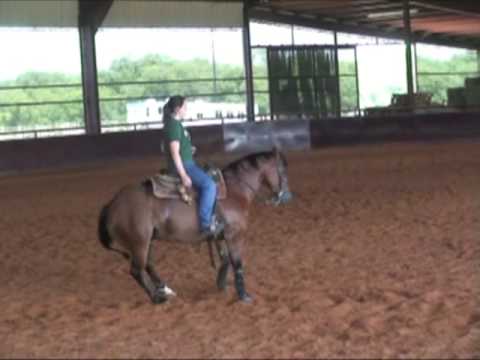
[{"x1": 98, "y1": 204, "x2": 129, "y2": 259}]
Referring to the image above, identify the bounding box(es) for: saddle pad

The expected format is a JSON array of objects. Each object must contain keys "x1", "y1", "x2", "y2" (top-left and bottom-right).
[
  {"x1": 148, "y1": 169, "x2": 227, "y2": 201},
  {"x1": 149, "y1": 174, "x2": 188, "y2": 199}
]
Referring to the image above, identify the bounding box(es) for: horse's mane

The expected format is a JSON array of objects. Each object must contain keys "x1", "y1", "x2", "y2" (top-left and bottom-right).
[{"x1": 222, "y1": 150, "x2": 287, "y2": 177}]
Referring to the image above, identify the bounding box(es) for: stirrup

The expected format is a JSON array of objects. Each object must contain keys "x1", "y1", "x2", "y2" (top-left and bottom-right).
[
  {"x1": 201, "y1": 216, "x2": 225, "y2": 239},
  {"x1": 212, "y1": 214, "x2": 225, "y2": 235}
]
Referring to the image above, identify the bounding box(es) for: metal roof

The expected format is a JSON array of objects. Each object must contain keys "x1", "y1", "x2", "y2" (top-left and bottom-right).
[{"x1": 250, "y1": 0, "x2": 480, "y2": 49}]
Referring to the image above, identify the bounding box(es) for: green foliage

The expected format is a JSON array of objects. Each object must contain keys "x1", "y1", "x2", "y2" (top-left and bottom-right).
[
  {"x1": 339, "y1": 76, "x2": 357, "y2": 113},
  {"x1": 0, "y1": 71, "x2": 83, "y2": 130},
  {"x1": 417, "y1": 53, "x2": 479, "y2": 104},
  {"x1": 252, "y1": 48, "x2": 270, "y2": 114},
  {"x1": 417, "y1": 52, "x2": 478, "y2": 73},
  {"x1": 0, "y1": 51, "x2": 477, "y2": 131},
  {"x1": 0, "y1": 55, "x2": 250, "y2": 130}
]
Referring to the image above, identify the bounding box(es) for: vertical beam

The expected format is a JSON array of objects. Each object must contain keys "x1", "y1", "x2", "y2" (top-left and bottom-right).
[
  {"x1": 403, "y1": 0, "x2": 415, "y2": 109},
  {"x1": 211, "y1": 28, "x2": 218, "y2": 95},
  {"x1": 78, "y1": 0, "x2": 113, "y2": 135},
  {"x1": 80, "y1": 0, "x2": 114, "y2": 34},
  {"x1": 354, "y1": 46, "x2": 361, "y2": 116},
  {"x1": 413, "y1": 43, "x2": 419, "y2": 92},
  {"x1": 333, "y1": 31, "x2": 341, "y2": 118},
  {"x1": 79, "y1": 25, "x2": 101, "y2": 135},
  {"x1": 267, "y1": 48, "x2": 275, "y2": 121},
  {"x1": 243, "y1": 0, "x2": 255, "y2": 122},
  {"x1": 477, "y1": 49, "x2": 480, "y2": 74},
  {"x1": 291, "y1": 24, "x2": 295, "y2": 46}
]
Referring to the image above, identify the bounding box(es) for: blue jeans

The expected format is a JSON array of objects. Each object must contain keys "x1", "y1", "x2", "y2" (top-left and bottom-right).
[{"x1": 183, "y1": 161, "x2": 217, "y2": 231}]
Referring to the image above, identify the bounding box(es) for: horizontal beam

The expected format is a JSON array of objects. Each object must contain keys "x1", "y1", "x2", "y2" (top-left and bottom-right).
[
  {"x1": 357, "y1": 10, "x2": 445, "y2": 24},
  {"x1": 253, "y1": 7, "x2": 402, "y2": 37}
]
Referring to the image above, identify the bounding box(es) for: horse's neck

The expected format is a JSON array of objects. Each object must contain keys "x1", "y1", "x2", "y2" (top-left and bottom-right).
[{"x1": 224, "y1": 168, "x2": 262, "y2": 203}]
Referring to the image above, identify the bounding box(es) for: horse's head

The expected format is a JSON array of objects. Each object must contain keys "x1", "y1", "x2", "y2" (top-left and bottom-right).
[
  {"x1": 262, "y1": 147, "x2": 293, "y2": 206},
  {"x1": 223, "y1": 148, "x2": 293, "y2": 205}
]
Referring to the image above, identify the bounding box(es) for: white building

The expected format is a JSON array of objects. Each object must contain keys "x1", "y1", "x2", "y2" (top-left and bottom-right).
[{"x1": 126, "y1": 98, "x2": 258, "y2": 125}]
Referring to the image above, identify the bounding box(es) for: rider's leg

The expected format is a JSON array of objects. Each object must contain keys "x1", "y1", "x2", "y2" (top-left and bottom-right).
[{"x1": 184, "y1": 161, "x2": 217, "y2": 232}]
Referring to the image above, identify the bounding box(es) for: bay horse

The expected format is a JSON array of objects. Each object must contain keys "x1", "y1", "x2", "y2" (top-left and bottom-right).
[{"x1": 97, "y1": 148, "x2": 292, "y2": 304}]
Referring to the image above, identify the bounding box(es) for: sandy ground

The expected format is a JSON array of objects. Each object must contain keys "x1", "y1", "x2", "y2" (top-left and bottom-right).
[{"x1": 0, "y1": 139, "x2": 479, "y2": 359}]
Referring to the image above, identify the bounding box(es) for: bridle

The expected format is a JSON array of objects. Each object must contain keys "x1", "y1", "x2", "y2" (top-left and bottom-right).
[{"x1": 269, "y1": 155, "x2": 292, "y2": 206}]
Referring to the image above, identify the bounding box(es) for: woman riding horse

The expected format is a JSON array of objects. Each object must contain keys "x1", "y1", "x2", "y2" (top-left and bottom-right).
[
  {"x1": 98, "y1": 114, "x2": 293, "y2": 304},
  {"x1": 163, "y1": 96, "x2": 222, "y2": 239}
]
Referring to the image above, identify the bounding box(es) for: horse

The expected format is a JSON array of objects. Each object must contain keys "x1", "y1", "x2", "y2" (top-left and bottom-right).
[{"x1": 97, "y1": 148, "x2": 292, "y2": 304}]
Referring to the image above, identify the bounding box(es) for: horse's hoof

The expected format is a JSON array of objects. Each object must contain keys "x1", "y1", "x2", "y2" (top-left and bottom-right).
[
  {"x1": 217, "y1": 278, "x2": 228, "y2": 291},
  {"x1": 162, "y1": 285, "x2": 177, "y2": 297},
  {"x1": 239, "y1": 293, "x2": 253, "y2": 304},
  {"x1": 216, "y1": 264, "x2": 229, "y2": 291},
  {"x1": 152, "y1": 294, "x2": 168, "y2": 304},
  {"x1": 152, "y1": 285, "x2": 175, "y2": 304}
]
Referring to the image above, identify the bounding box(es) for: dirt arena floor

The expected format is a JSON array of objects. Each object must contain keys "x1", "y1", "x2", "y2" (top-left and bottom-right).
[{"x1": 1, "y1": 139, "x2": 479, "y2": 359}]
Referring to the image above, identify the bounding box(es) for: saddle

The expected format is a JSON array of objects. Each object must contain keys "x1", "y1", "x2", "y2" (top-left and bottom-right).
[{"x1": 147, "y1": 166, "x2": 227, "y2": 205}]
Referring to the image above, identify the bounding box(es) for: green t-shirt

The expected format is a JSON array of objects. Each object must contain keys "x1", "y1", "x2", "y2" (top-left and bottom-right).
[{"x1": 164, "y1": 117, "x2": 193, "y2": 173}]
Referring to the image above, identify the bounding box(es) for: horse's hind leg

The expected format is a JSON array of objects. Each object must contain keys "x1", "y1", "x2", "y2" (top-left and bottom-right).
[
  {"x1": 130, "y1": 236, "x2": 168, "y2": 304},
  {"x1": 146, "y1": 240, "x2": 165, "y2": 288}
]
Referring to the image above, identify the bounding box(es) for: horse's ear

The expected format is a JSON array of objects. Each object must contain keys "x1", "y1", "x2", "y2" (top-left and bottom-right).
[
  {"x1": 272, "y1": 145, "x2": 287, "y2": 168},
  {"x1": 272, "y1": 145, "x2": 280, "y2": 156}
]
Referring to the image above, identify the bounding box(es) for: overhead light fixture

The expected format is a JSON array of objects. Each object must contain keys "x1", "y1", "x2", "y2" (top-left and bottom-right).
[{"x1": 367, "y1": 9, "x2": 418, "y2": 19}]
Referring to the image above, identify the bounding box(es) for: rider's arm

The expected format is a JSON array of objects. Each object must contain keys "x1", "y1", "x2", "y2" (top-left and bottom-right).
[{"x1": 170, "y1": 140, "x2": 190, "y2": 185}]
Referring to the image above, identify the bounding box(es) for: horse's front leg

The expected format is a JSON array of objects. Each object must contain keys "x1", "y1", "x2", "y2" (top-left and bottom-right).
[
  {"x1": 215, "y1": 240, "x2": 230, "y2": 291},
  {"x1": 147, "y1": 240, "x2": 177, "y2": 297},
  {"x1": 225, "y1": 234, "x2": 252, "y2": 304}
]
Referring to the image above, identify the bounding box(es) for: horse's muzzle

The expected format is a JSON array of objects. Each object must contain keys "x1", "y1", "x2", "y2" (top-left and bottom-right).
[{"x1": 268, "y1": 190, "x2": 293, "y2": 206}]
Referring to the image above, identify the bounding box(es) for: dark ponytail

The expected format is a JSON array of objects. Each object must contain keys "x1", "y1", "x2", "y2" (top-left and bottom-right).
[{"x1": 163, "y1": 95, "x2": 186, "y2": 121}]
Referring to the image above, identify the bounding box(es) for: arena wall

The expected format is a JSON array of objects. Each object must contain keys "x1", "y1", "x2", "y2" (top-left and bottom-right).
[{"x1": 1, "y1": 112, "x2": 479, "y2": 174}]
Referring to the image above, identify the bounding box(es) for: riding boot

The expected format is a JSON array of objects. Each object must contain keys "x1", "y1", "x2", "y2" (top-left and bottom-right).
[{"x1": 200, "y1": 214, "x2": 225, "y2": 240}]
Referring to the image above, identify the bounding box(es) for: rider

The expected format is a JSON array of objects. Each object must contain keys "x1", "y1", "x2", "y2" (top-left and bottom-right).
[{"x1": 163, "y1": 95, "x2": 221, "y2": 238}]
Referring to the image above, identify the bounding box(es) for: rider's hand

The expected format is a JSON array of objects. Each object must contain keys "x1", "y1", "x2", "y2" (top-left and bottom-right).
[{"x1": 181, "y1": 174, "x2": 192, "y2": 188}]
